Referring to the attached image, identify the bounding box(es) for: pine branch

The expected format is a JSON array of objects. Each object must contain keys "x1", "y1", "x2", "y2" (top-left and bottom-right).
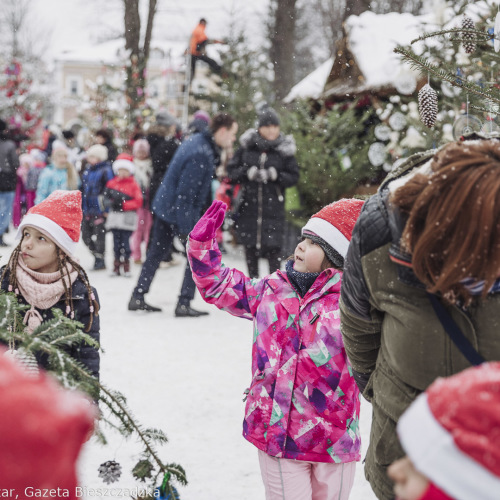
[
  {"x1": 410, "y1": 27, "x2": 490, "y2": 44},
  {"x1": 393, "y1": 46, "x2": 500, "y2": 105}
]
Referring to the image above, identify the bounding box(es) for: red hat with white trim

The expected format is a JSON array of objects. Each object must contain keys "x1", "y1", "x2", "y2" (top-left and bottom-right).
[
  {"x1": 0, "y1": 347, "x2": 95, "y2": 496},
  {"x1": 301, "y1": 198, "x2": 364, "y2": 262},
  {"x1": 112, "y1": 152, "x2": 135, "y2": 175},
  {"x1": 397, "y1": 362, "x2": 500, "y2": 500},
  {"x1": 16, "y1": 190, "x2": 82, "y2": 257}
]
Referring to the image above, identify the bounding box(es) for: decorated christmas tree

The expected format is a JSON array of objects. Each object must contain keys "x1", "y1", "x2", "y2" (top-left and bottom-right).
[
  {"x1": 0, "y1": 59, "x2": 43, "y2": 141},
  {"x1": 394, "y1": 0, "x2": 500, "y2": 140}
]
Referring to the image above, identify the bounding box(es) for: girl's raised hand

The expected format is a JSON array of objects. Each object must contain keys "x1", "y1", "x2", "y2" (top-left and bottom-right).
[{"x1": 190, "y1": 200, "x2": 227, "y2": 242}]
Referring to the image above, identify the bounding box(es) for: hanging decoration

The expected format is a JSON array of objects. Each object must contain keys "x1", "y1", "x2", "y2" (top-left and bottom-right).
[
  {"x1": 394, "y1": 71, "x2": 418, "y2": 95},
  {"x1": 461, "y1": 15, "x2": 476, "y2": 54},
  {"x1": 389, "y1": 112, "x2": 407, "y2": 131},
  {"x1": 368, "y1": 142, "x2": 387, "y2": 167},
  {"x1": 452, "y1": 114, "x2": 482, "y2": 140},
  {"x1": 494, "y1": 11, "x2": 500, "y2": 52},
  {"x1": 418, "y1": 83, "x2": 438, "y2": 128},
  {"x1": 374, "y1": 124, "x2": 392, "y2": 141}
]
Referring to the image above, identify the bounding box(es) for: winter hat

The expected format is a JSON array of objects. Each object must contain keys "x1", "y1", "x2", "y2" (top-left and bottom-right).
[
  {"x1": 86, "y1": 144, "x2": 108, "y2": 162},
  {"x1": 302, "y1": 199, "x2": 364, "y2": 265},
  {"x1": 156, "y1": 111, "x2": 177, "y2": 128},
  {"x1": 113, "y1": 153, "x2": 135, "y2": 175},
  {"x1": 0, "y1": 348, "x2": 95, "y2": 497},
  {"x1": 397, "y1": 362, "x2": 500, "y2": 500},
  {"x1": 16, "y1": 190, "x2": 83, "y2": 257},
  {"x1": 19, "y1": 153, "x2": 35, "y2": 167},
  {"x1": 258, "y1": 107, "x2": 280, "y2": 128},
  {"x1": 132, "y1": 138, "x2": 150, "y2": 157},
  {"x1": 193, "y1": 110, "x2": 211, "y2": 125}
]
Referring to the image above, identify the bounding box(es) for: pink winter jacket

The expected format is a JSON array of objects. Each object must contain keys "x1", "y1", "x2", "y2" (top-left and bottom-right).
[{"x1": 188, "y1": 238, "x2": 361, "y2": 464}]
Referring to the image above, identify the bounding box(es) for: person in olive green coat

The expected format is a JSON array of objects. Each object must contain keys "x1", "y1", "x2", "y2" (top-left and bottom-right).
[{"x1": 339, "y1": 135, "x2": 500, "y2": 500}]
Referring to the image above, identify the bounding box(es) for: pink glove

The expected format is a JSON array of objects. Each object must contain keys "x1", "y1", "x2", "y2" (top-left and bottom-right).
[{"x1": 190, "y1": 200, "x2": 227, "y2": 242}]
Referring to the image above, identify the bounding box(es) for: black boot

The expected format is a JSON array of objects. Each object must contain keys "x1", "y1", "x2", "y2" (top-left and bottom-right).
[
  {"x1": 128, "y1": 296, "x2": 162, "y2": 312},
  {"x1": 174, "y1": 303, "x2": 209, "y2": 317},
  {"x1": 93, "y1": 257, "x2": 106, "y2": 270}
]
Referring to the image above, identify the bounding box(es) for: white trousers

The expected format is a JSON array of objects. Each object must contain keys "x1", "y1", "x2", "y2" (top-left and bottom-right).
[{"x1": 258, "y1": 450, "x2": 356, "y2": 500}]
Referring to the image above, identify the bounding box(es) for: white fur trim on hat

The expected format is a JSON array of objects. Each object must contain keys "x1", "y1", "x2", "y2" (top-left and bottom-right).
[
  {"x1": 112, "y1": 159, "x2": 135, "y2": 175},
  {"x1": 302, "y1": 217, "x2": 350, "y2": 258},
  {"x1": 398, "y1": 393, "x2": 500, "y2": 500},
  {"x1": 16, "y1": 213, "x2": 78, "y2": 257}
]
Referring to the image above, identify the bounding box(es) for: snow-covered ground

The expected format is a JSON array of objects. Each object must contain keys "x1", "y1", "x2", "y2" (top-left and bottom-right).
[{"x1": 0, "y1": 232, "x2": 378, "y2": 500}]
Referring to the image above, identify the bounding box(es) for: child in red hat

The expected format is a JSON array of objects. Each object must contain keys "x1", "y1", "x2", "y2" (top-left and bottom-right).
[
  {"x1": 187, "y1": 198, "x2": 364, "y2": 500},
  {"x1": 103, "y1": 153, "x2": 143, "y2": 277},
  {"x1": 0, "y1": 190, "x2": 100, "y2": 380},
  {"x1": 0, "y1": 349, "x2": 96, "y2": 499},
  {"x1": 388, "y1": 361, "x2": 500, "y2": 500}
]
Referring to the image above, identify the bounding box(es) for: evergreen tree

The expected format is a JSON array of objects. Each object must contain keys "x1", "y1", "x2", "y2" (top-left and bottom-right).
[{"x1": 394, "y1": 0, "x2": 500, "y2": 139}]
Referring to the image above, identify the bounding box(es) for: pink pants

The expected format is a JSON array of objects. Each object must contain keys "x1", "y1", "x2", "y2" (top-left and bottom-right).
[
  {"x1": 130, "y1": 207, "x2": 153, "y2": 261},
  {"x1": 258, "y1": 450, "x2": 356, "y2": 500}
]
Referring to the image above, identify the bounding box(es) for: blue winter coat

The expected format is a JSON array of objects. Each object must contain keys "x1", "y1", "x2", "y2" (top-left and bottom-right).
[
  {"x1": 81, "y1": 161, "x2": 114, "y2": 216},
  {"x1": 151, "y1": 130, "x2": 220, "y2": 236}
]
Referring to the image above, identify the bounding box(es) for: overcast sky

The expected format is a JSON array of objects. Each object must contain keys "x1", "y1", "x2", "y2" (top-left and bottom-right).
[{"x1": 30, "y1": 0, "x2": 270, "y2": 59}]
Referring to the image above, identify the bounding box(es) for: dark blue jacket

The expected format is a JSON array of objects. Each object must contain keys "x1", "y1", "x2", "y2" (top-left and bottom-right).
[
  {"x1": 81, "y1": 161, "x2": 114, "y2": 216},
  {"x1": 1, "y1": 270, "x2": 100, "y2": 380},
  {"x1": 151, "y1": 130, "x2": 220, "y2": 236}
]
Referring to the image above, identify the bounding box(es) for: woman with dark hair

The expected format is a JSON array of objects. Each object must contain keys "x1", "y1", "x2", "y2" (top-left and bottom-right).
[{"x1": 339, "y1": 136, "x2": 500, "y2": 500}]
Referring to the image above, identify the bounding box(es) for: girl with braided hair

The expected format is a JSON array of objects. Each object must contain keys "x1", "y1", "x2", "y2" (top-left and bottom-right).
[{"x1": 0, "y1": 190, "x2": 100, "y2": 380}]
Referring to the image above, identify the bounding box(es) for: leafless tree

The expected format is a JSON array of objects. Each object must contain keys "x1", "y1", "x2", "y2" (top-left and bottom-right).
[
  {"x1": 268, "y1": 0, "x2": 298, "y2": 102},
  {"x1": 123, "y1": 0, "x2": 158, "y2": 117}
]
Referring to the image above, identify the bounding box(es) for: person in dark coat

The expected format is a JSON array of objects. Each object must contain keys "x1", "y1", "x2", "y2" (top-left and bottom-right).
[
  {"x1": 0, "y1": 190, "x2": 100, "y2": 381},
  {"x1": 227, "y1": 107, "x2": 300, "y2": 277},
  {"x1": 147, "y1": 112, "x2": 180, "y2": 205},
  {"x1": 0, "y1": 118, "x2": 20, "y2": 246},
  {"x1": 95, "y1": 128, "x2": 118, "y2": 163},
  {"x1": 128, "y1": 113, "x2": 238, "y2": 316}
]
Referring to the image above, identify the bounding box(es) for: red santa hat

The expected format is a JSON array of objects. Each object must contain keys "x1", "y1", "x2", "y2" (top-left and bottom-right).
[
  {"x1": 16, "y1": 190, "x2": 82, "y2": 257},
  {"x1": 301, "y1": 198, "x2": 364, "y2": 259},
  {"x1": 397, "y1": 362, "x2": 500, "y2": 500},
  {"x1": 113, "y1": 153, "x2": 135, "y2": 175},
  {"x1": 0, "y1": 348, "x2": 95, "y2": 497}
]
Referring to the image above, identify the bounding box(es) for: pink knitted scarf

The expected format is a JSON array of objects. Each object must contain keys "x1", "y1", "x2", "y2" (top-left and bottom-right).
[{"x1": 15, "y1": 257, "x2": 78, "y2": 333}]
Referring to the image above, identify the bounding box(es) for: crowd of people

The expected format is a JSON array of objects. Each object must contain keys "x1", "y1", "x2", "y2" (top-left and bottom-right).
[{"x1": 1, "y1": 98, "x2": 500, "y2": 500}]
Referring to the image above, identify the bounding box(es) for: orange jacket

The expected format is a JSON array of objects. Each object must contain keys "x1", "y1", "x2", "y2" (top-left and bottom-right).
[{"x1": 190, "y1": 23, "x2": 208, "y2": 55}]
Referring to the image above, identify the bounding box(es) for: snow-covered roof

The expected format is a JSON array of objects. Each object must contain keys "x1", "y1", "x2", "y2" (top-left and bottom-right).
[
  {"x1": 283, "y1": 58, "x2": 333, "y2": 103},
  {"x1": 345, "y1": 11, "x2": 430, "y2": 89},
  {"x1": 54, "y1": 38, "x2": 188, "y2": 70}
]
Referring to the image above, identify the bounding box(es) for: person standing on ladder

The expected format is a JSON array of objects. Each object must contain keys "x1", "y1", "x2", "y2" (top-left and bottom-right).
[{"x1": 189, "y1": 18, "x2": 224, "y2": 80}]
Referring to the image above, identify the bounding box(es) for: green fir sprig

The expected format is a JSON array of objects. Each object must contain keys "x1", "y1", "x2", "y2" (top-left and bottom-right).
[{"x1": 0, "y1": 291, "x2": 187, "y2": 498}]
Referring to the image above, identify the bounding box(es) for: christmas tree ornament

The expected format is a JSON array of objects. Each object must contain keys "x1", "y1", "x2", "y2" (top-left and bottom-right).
[
  {"x1": 481, "y1": 118, "x2": 500, "y2": 135},
  {"x1": 395, "y1": 71, "x2": 417, "y2": 95},
  {"x1": 368, "y1": 142, "x2": 386, "y2": 167},
  {"x1": 452, "y1": 113, "x2": 482, "y2": 140},
  {"x1": 98, "y1": 461, "x2": 122, "y2": 484},
  {"x1": 494, "y1": 11, "x2": 500, "y2": 52},
  {"x1": 374, "y1": 123, "x2": 392, "y2": 141},
  {"x1": 462, "y1": 15, "x2": 476, "y2": 54},
  {"x1": 389, "y1": 112, "x2": 407, "y2": 131},
  {"x1": 418, "y1": 83, "x2": 438, "y2": 128}
]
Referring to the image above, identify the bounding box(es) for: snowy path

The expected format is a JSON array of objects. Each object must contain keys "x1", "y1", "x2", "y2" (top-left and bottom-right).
[{"x1": 1, "y1": 234, "x2": 377, "y2": 500}]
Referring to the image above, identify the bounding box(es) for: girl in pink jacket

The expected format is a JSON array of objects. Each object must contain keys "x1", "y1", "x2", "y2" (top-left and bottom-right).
[{"x1": 187, "y1": 198, "x2": 364, "y2": 500}]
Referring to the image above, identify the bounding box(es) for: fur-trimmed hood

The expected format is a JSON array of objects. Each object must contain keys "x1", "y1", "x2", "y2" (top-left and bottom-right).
[{"x1": 238, "y1": 128, "x2": 297, "y2": 157}]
